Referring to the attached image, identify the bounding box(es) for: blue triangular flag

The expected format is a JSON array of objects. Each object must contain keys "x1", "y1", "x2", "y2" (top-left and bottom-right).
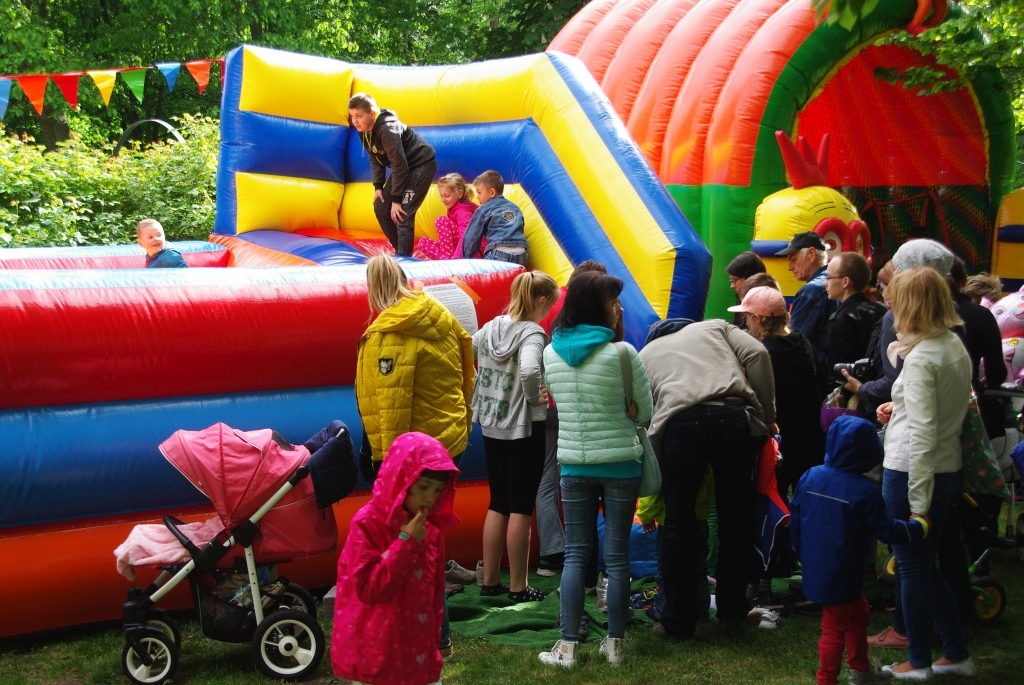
[
  {"x1": 155, "y1": 63, "x2": 181, "y2": 93},
  {"x1": 0, "y1": 79, "x2": 11, "y2": 120}
]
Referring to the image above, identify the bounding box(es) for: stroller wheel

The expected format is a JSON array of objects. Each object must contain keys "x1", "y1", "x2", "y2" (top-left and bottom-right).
[
  {"x1": 251, "y1": 608, "x2": 325, "y2": 681},
  {"x1": 145, "y1": 610, "x2": 181, "y2": 645},
  {"x1": 122, "y1": 631, "x2": 178, "y2": 685},
  {"x1": 973, "y1": 577, "x2": 1006, "y2": 623},
  {"x1": 275, "y1": 582, "x2": 318, "y2": 617}
]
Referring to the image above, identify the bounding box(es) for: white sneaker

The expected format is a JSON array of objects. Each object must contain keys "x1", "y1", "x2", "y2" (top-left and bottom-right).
[
  {"x1": 475, "y1": 560, "x2": 484, "y2": 587},
  {"x1": 599, "y1": 636, "x2": 625, "y2": 666},
  {"x1": 445, "y1": 559, "x2": 476, "y2": 584},
  {"x1": 538, "y1": 640, "x2": 577, "y2": 668},
  {"x1": 746, "y1": 607, "x2": 781, "y2": 630}
]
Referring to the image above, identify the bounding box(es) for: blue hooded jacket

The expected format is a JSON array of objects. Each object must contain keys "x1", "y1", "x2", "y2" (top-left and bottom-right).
[{"x1": 790, "y1": 415, "x2": 925, "y2": 605}]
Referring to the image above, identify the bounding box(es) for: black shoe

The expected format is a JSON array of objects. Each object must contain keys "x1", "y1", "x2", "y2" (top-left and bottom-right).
[
  {"x1": 480, "y1": 582, "x2": 510, "y2": 597},
  {"x1": 508, "y1": 586, "x2": 547, "y2": 603}
]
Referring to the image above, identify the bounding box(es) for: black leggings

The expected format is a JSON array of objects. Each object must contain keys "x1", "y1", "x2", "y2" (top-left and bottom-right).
[{"x1": 484, "y1": 422, "x2": 546, "y2": 515}]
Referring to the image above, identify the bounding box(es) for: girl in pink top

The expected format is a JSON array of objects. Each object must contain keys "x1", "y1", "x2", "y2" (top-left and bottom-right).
[
  {"x1": 418, "y1": 173, "x2": 482, "y2": 259},
  {"x1": 331, "y1": 432, "x2": 460, "y2": 685}
]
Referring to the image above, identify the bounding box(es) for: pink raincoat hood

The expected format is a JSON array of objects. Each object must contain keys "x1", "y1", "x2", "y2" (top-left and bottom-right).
[{"x1": 370, "y1": 432, "x2": 460, "y2": 534}]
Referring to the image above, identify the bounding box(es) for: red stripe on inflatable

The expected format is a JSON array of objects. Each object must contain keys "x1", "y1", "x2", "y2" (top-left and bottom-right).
[{"x1": 0, "y1": 268, "x2": 516, "y2": 409}]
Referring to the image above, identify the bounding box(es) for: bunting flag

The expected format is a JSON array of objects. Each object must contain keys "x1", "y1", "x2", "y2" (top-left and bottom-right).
[
  {"x1": 184, "y1": 60, "x2": 213, "y2": 95},
  {"x1": 51, "y1": 73, "x2": 83, "y2": 111},
  {"x1": 87, "y1": 70, "x2": 118, "y2": 106},
  {"x1": 0, "y1": 79, "x2": 11, "y2": 120},
  {"x1": 155, "y1": 62, "x2": 180, "y2": 92},
  {"x1": 15, "y1": 75, "x2": 49, "y2": 115},
  {"x1": 120, "y1": 68, "x2": 147, "y2": 104},
  {"x1": 0, "y1": 57, "x2": 220, "y2": 118}
]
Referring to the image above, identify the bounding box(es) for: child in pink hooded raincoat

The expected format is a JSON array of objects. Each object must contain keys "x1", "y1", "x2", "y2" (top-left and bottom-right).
[{"x1": 332, "y1": 432, "x2": 460, "y2": 685}]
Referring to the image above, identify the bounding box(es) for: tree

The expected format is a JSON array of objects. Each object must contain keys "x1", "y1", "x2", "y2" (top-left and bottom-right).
[{"x1": 0, "y1": 0, "x2": 533, "y2": 145}]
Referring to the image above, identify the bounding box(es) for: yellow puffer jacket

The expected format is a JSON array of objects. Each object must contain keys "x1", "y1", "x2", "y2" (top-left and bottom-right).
[{"x1": 356, "y1": 291, "x2": 474, "y2": 462}]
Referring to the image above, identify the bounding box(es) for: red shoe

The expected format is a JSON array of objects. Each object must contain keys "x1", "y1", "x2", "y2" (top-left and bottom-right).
[{"x1": 867, "y1": 626, "x2": 909, "y2": 649}]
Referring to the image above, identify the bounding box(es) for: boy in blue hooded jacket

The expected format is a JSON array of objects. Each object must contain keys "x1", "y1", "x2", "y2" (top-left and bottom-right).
[{"x1": 791, "y1": 415, "x2": 929, "y2": 685}]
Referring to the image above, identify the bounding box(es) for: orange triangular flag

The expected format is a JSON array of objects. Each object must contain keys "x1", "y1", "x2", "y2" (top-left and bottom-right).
[
  {"x1": 15, "y1": 75, "x2": 49, "y2": 115},
  {"x1": 121, "y1": 67, "x2": 148, "y2": 104},
  {"x1": 51, "y1": 72, "x2": 83, "y2": 111},
  {"x1": 87, "y1": 70, "x2": 118, "y2": 106},
  {"x1": 184, "y1": 60, "x2": 213, "y2": 94}
]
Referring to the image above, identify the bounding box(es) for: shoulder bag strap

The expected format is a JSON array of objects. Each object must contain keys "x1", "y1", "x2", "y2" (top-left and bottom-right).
[{"x1": 614, "y1": 341, "x2": 633, "y2": 410}]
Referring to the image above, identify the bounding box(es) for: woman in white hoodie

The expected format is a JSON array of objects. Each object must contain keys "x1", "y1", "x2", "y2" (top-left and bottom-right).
[{"x1": 473, "y1": 270, "x2": 558, "y2": 603}]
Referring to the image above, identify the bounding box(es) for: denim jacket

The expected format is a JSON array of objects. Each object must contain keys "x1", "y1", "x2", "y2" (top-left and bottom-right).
[
  {"x1": 460, "y1": 196, "x2": 527, "y2": 259},
  {"x1": 789, "y1": 266, "x2": 834, "y2": 367}
]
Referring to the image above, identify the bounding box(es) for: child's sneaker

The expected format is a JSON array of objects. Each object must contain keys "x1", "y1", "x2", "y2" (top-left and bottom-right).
[
  {"x1": 848, "y1": 666, "x2": 888, "y2": 685},
  {"x1": 599, "y1": 636, "x2": 625, "y2": 666},
  {"x1": 538, "y1": 640, "x2": 577, "y2": 668}
]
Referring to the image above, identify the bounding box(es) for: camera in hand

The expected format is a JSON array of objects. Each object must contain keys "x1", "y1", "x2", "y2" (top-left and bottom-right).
[{"x1": 833, "y1": 358, "x2": 871, "y2": 384}]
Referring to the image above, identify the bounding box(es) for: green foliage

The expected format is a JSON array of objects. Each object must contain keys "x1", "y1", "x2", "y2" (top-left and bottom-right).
[{"x1": 0, "y1": 114, "x2": 218, "y2": 248}]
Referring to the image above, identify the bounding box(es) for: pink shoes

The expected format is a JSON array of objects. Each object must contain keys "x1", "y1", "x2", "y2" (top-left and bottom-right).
[{"x1": 867, "y1": 626, "x2": 909, "y2": 649}]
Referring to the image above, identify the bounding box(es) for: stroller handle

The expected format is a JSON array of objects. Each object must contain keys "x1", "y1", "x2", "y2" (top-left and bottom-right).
[{"x1": 163, "y1": 515, "x2": 202, "y2": 557}]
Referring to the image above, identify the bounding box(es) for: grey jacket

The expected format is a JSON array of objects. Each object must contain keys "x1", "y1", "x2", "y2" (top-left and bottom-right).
[{"x1": 471, "y1": 316, "x2": 547, "y2": 440}]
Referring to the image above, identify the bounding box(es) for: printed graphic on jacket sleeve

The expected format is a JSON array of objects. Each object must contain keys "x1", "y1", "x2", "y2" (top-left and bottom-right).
[{"x1": 378, "y1": 358, "x2": 395, "y2": 375}]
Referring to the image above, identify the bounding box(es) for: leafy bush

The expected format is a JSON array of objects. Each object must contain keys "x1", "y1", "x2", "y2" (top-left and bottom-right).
[{"x1": 0, "y1": 114, "x2": 219, "y2": 248}]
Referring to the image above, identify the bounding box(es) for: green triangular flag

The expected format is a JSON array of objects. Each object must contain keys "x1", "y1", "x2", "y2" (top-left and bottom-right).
[{"x1": 121, "y1": 68, "x2": 148, "y2": 104}]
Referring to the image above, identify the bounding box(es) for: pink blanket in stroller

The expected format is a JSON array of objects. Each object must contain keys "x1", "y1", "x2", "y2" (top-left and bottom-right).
[{"x1": 114, "y1": 517, "x2": 224, "y2": 581}]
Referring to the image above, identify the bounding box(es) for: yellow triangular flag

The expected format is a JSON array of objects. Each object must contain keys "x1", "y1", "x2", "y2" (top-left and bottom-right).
[{"x1": 87, "y1": 70, "x2": 118, "y2": 106}]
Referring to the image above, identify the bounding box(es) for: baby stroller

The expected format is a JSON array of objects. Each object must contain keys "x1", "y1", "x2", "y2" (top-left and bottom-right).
[{"x1": 116, "y1": 420, "x2": 356, "y2": 685}]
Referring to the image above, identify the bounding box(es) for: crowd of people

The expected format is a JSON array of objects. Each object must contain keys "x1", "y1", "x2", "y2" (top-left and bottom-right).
[
  {"x1": 294, "y1": 94, "x2": 1019, "y2": 685},
  {"x1": 325, "y1": 223, "x2": 1020, "y2": 685}
]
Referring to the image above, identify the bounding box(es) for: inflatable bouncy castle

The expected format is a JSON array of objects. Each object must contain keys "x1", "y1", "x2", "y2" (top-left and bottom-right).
[
  {"x1": 0, "y1": 46, "x2": 708, "y2": 639},
  {"x1": 550, "y1": 0, "x2": 1017, "y2": 315}
]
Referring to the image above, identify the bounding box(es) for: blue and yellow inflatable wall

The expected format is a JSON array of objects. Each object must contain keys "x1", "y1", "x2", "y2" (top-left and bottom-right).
[{"x1": 214, "y1": 45, "x2": 711, "y2": 342}]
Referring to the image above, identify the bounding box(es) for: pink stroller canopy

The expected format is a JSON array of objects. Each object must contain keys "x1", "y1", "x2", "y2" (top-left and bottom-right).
[{"x1": 159, "y1": 423, "x2": 310, "y2": 529}]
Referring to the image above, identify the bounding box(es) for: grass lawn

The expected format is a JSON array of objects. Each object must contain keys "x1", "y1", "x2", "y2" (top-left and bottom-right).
[{"x1": 2, "y1": 541, "x2": 1023, "y2": 684}]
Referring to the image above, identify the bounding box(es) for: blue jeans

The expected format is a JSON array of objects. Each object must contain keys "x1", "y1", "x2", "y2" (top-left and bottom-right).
[
  {"x1": 559, "y1": 475, "x2": 640, "y2": 640},
  {"x1": 882, "y1": 468, "x2": 968, "y2": 667}
]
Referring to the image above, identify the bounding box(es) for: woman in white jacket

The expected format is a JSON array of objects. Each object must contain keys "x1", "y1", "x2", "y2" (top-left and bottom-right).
[{"x1": 876, "y1": 267, "x2": 975, "y2": 680}]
